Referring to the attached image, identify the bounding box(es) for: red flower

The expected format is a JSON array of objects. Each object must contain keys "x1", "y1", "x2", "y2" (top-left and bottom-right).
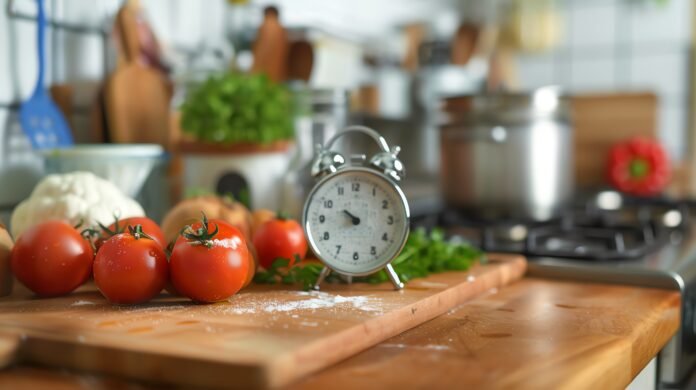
[{"x1": 607, "y1": 137, "x2": 671, "y2": 196}]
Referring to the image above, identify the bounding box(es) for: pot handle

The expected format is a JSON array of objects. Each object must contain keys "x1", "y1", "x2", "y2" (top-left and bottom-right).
[{"x1": 443, "y1": 125, "x2": 508, "y2": 144}]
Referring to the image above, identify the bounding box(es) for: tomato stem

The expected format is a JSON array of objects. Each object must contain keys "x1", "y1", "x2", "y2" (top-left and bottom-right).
[
  {"x1": 629, "y1": 158, "x2": 650, "y2": 179},
  {"x1": 80, "y1": 227, "x2": 99, "y2": 253},
  {"x1": 128, "y1": 224, "x2": 154, "y2": 241},
  {"x1": 180, "y1": 212, "x2": 219, "y2": 248},
  {"x1": 98, "y1": 213, "x2": 126, "y2": 238}
]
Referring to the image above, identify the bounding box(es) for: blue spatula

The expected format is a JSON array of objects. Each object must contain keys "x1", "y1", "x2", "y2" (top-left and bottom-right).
[{"x1": 19, "y1": 0, "x2": 73, "y2": 150}]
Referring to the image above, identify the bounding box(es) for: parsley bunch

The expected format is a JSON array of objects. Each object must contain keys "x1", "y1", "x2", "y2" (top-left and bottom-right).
[
  {"x1": 180, "y1": 72, "x2": 294, "y2": 144},
  {"x1": 254, "y1": 228, "x2": 484, "y2": 290}
]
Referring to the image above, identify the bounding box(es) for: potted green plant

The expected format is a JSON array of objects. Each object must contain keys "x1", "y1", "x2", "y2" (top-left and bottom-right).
[{"x1": 177, "y1": 72, "x2": 295, "y2": 210}]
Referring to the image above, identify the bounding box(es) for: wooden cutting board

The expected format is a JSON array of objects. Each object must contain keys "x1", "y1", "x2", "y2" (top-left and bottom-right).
[
  {"x1": 0, "y1": 254, "x2": 525, "y2": 388},
  {"x1": 104, "y1": 3, "x2": 171, "y2": 147},
  {"x1": 570, "y1": 92, "x2": 658, "y2": 189}
]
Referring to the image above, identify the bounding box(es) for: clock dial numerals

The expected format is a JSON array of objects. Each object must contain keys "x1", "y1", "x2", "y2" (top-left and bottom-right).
[{"x1": 305, "y1": 170, "x2": 409, "y2": 275}]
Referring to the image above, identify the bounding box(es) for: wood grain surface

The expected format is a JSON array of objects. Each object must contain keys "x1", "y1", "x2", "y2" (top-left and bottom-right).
[
  {"x1": 0, "y1": 255, "x2": 525, "y2": 389},
  {"x1": 0, "y1": 276, "x2": 680, "y2": 389},
  {"x1": 295, "y1": 278, "x2": 681, "y2": 390},
  {"x1": 571, "y1": 93, "x2": 658, "y2": 189}
]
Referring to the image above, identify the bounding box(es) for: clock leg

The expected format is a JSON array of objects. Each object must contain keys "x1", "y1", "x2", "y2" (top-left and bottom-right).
[
  {"x1": 313, "y1": 267, "x2": 332, "y2": 290},
  {"x1": 385, "y1": 264, "x2": 404, "y2": 290}
]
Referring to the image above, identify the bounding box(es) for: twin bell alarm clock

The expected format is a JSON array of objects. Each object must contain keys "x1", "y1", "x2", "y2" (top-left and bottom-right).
[{"x1": 302, "y1": 125, "x2": 410, "y2": 290}]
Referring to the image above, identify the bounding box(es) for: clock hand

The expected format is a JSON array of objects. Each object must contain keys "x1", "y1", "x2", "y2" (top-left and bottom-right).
[{"x1": 342, "y1": 210, "x2": 360, "y2": 225}]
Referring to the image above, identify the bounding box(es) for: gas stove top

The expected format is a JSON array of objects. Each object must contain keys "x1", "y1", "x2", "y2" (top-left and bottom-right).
[{"x1": 413, "y1": 190, "x2": 696, "y2": 387}]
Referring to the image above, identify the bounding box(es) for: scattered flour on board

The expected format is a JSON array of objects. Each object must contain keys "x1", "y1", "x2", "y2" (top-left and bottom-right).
[
  {"x1": 71, "y1": 300, "x2": 96, "y2": 307},
  {"x1": 224, "y1": 290, "x2": 382, "y2": 315},
  {"x1": 381, "y1": 343, "x2": 452, "y2": 351}
]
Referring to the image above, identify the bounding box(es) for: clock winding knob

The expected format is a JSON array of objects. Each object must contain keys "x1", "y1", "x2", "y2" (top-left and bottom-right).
[
  {"x1": 311, "y1": 145, "x2": 345, "y2": 178},
  {"x1": 369, "y1": 145, "x2": 405, "y2": 182}
]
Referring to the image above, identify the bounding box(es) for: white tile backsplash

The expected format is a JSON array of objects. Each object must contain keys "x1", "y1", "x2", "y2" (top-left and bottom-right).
[
  {"x1": 0, "y1": 108, "x2": 44, "y2": 206},
  {"x1": 0, "y1": 10, "x2": 41, "y2": 102},
  {"x1": 569, "y1": 56, "x2": 616, "y2": 91},
  {"x1": 516, "y1": 53, "x2": 558, "y2": 90},
  {"x1": 517, "y1": 0, "x2": 693, "y2": 161},
  {"x1": 629, "y1": 0, "x2": 692, "y2": 46},
  {"x1": 629, "y1": 50, "x2": 689, "y2": 99},
  {"x1": 660, "y1": 104, "x2": 687, "y2": 160},
  {"x1": 568, "y1": 1, "x2": 618, "y2": 49}
]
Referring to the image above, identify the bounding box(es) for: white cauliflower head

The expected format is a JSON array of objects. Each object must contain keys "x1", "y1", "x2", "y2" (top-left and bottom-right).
[{"x1": 10, "y1": 171, "x2": 145, "y2": 238}]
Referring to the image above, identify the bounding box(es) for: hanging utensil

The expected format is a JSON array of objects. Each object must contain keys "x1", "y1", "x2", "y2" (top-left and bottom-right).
[
  {"x1": 450, "y1": 24, "x2": 480, "y2": 66},
  {"x1": 19, "y1": 0, "x2": 73, "y2": 149}
]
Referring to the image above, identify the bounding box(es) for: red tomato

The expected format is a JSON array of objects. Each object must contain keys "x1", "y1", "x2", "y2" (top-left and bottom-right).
[
  {"x1": 11, "y1": 221, "x2": 93, "y2": 297},
  {"x1": 170, "y1": 218, "x2": 250, "y2": 303},
  {"x1": 177, "y1": 218, "x2": 256, "y2": 289},
  {"x1": 97, "y1": 216, "x2": 166, "y2": 250},
  {"x1": 253, "y1": 218, "x2": 307, "y2": 269},
  {"x1": 93, "y1": 226, "x2": 169, "y2": 304}
]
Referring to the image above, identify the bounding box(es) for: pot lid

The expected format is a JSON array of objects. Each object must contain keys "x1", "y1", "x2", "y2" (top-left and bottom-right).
[{"x1": 440, "y1": 86, "x2": 569, "y2": 126}]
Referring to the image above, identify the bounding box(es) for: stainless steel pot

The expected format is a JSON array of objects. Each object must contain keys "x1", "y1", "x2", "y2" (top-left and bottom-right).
[{"x1": 440, "y1": 88, "x2": 573, "y2": 221}]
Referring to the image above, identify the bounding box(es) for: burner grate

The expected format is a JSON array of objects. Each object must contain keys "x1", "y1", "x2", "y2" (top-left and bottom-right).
[{"x1": 414, "y1": 192, "x2": 691, "y2": 262}]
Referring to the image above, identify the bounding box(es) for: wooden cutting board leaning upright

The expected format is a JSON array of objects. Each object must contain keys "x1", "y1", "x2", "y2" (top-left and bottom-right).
[
  {"x1": 104, "y1": 2, "x2": 171, "y2": 146},
  {"x1": 0, "y1": 254, "x2": 525, "y2": 388}
]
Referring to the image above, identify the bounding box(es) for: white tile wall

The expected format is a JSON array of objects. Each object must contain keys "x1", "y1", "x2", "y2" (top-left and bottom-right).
[
  {"x1": 629, "y1": 0, "x2": 692, "y2": 46},
  {"x1": 661, "y1": 103, "x2": 688, "y2": 159},
  {"x1": 516, "y1": 53, "x2": 558, "y2": 90},
  {"x1": 569, "y1": 56, "x2": 616, "y2": 91},
  {"x1": 630, "y1": 50, "x2": 690, "y2": 99},
  {"x1": 516, "y1": 0, "x2": 693, "y2": 160},
  {"x1": 0, "y1": 5, "x2": 41, "y2": 101},
  {"x1": 567, "y1": 0, "x2": 618, "y2": 49}
]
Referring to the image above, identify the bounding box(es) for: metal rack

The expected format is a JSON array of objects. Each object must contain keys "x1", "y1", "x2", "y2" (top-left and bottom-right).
[{"x1": 2, "y1": 0, "x2": 111, "y2": 111}]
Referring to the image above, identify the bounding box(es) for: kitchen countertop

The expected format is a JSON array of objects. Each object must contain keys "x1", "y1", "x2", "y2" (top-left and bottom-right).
[{"x1": 0, "y1": 277, "x2": 681, "y2": 389}]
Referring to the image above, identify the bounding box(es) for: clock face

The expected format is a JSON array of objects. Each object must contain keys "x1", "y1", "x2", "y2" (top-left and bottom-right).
[{"x1": 303, "y1": 168, "x2": 410, "y2": 276}]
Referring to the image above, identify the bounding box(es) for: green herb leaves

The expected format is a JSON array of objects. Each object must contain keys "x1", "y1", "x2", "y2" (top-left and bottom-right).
[
  {"x1": 180, "y1": 72, "x2": 294, "y2": 144},
  {"x1": 254, "y1": 228, "x2": 483, "y2": 290}
]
